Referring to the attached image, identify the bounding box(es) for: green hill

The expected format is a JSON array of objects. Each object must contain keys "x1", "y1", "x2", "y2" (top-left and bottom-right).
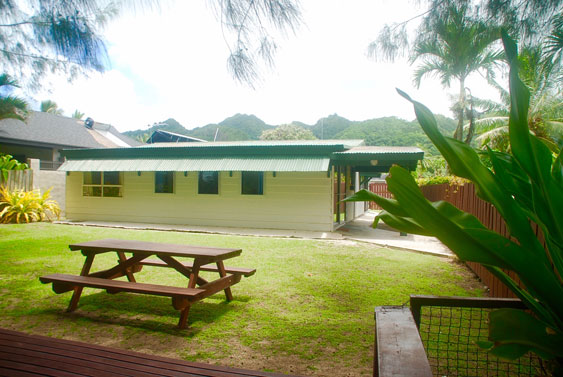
[{"x1": 123, "y1": 112, "x2": 457, "y2": 156}]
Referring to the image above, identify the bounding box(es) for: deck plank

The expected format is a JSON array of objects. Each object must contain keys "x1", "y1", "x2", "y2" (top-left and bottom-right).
[{"x1": 0, "y1": 328, "x2": 298, "y2": 377}]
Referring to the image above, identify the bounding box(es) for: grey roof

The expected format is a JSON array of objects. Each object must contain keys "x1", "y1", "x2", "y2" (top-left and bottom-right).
[
  {"x1": 147, "y1": 130, "x2": 207, "y2": 143},
  {"x1": 0, "y1": 111, "x2": 141, "y2": 149}
]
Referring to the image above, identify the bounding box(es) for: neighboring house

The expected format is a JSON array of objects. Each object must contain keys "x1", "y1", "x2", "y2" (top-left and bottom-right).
[
  {"x1": 0, "y1": 111, "x2": 141, "y2": 170},
  {"x1": 59, "y1": 140, "x2": 423, "y2": 232},
  {"x1": 147, "y1": 130, "x2": 207, "y2": 143}
]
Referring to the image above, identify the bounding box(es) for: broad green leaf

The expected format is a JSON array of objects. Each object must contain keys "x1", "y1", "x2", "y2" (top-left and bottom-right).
[
  {"x1": 553, "y1": 150, "x2": 563, "y2": 186},
  {"x1": 385, "y1": 166, "x2": 509, "y2": 268},
  {"x1": 398, "y1": 89, "x2": 543, "y2": 257},
  {"x1": 343, "y1": 189, "x2": 409, "y2": 217},
  {"x1": 375, "y1": 211, "x2": 434, "y2": 236},
  {"x1": 487, "y1": 266, "x2": 559, "y2": 328},
  {"x1": 489, "y1": 308, "x2": 563, "y2": 358}
]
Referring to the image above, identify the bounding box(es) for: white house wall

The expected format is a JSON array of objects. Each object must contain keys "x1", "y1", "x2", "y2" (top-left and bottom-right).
[{"x1": 65, "y1": 171, "x2": 334, "y2": 231}]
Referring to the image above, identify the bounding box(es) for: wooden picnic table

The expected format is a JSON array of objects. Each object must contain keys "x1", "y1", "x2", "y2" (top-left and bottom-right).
[{"x1": 40, "y1": 238, "x2": 256, "y2": 329}]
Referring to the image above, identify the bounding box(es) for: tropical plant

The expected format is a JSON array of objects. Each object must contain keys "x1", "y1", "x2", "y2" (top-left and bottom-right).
[
  {"x1": 0, "y1": 187, "x2": 60, "y2": 224},
  {"x1": 0, "y1": 154, "x2": 28, "y2": 181},
  {"x1": 409, "y1": 3, "x2": 503, "y2": 144},
  {"x1": 71, "y1": 110, "x2": 85, "y2": 120},
  {"x1": 40, "y1": 100, "x2": 63, "y2": 115},
  {"x1": 0, "y1": 74, "x2": 28, "y2": 121},
  {"x1": 346, "y1": 33, "x2": 563, "y2": 372},
  {"x1": 475, "y1": 46, "x2": 563, "y2": 153}
]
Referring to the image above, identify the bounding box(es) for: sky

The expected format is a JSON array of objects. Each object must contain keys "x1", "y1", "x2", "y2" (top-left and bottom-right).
[{"x1": 33, "y1": 0, "x2": 502, "y2": 133}]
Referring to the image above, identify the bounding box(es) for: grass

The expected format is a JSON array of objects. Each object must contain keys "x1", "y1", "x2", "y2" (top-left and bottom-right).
[{"x1": 0, "y1": 223, "x2": 485, "y2": 376}]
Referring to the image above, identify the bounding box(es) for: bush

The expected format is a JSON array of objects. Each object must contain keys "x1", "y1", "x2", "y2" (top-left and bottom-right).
[
  {"x1": 416, "y1": 175, "x2": 469, "y2": 186},
  {"x1": 0, "y1": 187, "x2": 61, "y2": 223}
]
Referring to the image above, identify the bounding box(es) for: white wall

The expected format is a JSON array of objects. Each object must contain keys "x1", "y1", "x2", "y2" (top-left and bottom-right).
[{"x1": 65, "y1": 171, "x2": 334, "y2": 231}]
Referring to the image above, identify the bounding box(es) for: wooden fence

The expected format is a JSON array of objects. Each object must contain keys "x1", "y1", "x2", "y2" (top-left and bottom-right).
[
  {"x1": 0, "y1": 170, "x2": 33, "y2": 191},
  {"x1": 367, "y1": 182, "x2": 393, "y2": 210}
]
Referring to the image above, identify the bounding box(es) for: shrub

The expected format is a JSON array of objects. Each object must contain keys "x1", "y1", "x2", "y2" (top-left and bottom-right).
[
  {"x1": 0, "y1": 187, "x2": 61, "y2": 224},
  {"x1": 416, "y1": 175, "x2": 469, "y2": 186}
]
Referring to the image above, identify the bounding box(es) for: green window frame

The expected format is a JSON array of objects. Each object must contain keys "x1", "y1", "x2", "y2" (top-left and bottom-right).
[
  {"x1": 155, "y1": 171, "x2": 174, "y2": 193},
  {"x1": 83, "y1": 172, "x2": 122, "y2": 197},
  {"x1": 198, "y1": 171, "x2": 219, "y2": 194},
  {"x1": 241, "y1": 171, "x2": 263, "y2": 195}
]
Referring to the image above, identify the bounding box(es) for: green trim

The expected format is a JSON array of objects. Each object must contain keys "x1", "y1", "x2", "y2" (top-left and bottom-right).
[{"x1": 61, "y1": 144, "x2": 349, "y2": 160}]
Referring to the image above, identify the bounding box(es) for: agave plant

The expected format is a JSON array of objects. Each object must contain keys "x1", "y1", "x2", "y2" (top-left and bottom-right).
[
  {"x1": 0, "y1": 187, "x2": 60, "y2": 224},
  {"x1": 346, "y1": 33, "x2": 563, "y2": 372}
]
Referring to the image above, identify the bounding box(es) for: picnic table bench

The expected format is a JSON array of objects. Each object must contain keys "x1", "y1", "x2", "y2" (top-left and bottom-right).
[{"x1": 40, "y1": 239, "x2": 255, "y2": 329}]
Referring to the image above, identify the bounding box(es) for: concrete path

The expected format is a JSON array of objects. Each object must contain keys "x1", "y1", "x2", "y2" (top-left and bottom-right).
[
  {"x1": 56, "y1": 210, "x2": 453, "y2": 258},
  {"x1": 336, "y1": 211, "x2": 453, "y2": 257}
]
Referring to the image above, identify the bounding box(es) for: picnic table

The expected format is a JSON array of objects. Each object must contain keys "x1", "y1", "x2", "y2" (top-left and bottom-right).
[{"x1": 40, "y1": 238, "x2": 256, "y2": 329}]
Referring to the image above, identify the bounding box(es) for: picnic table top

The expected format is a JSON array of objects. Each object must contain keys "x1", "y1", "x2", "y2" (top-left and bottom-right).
[{"x1": 69, "y1": 238, "x2": 242, "y2": 260}]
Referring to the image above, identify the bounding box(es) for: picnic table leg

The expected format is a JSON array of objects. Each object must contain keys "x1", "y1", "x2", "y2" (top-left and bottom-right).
[
  {"x1": 177, "y1": 262, "x2": 202, "y2": 329},
  {"x1": 67, "y1": 253, "x2": 95, "y2": 312},
  {"x1": 216, "y1": 261, "x2": 233, "y2": 301},
  {"x1": 178, "y1": 305, "x2": 191, "y2": 329},
  {"x1": 117, "y1": 251, "x2": 136, "y2": 282}
]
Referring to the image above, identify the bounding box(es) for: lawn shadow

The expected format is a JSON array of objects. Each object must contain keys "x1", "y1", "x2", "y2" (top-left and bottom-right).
[{"x1": 42, "y1": 291, "x2": 238, "y2": 332}]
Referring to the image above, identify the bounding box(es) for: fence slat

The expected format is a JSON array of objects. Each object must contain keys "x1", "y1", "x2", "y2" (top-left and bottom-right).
[{"x1": 0, "y1": 170, "x2": 33, "y2": 191}]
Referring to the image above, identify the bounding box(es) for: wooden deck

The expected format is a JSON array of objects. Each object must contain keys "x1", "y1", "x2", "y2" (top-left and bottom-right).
[{"x1": 0, "y1": 328, "x2": 298, "y2": 377}]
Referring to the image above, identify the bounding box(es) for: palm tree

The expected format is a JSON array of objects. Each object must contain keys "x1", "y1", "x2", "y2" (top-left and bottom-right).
[
  {"x1": 475, "y1": 46, "x2": 563, "y2": 153},
  {"x1": 72, "y1": 110, "x2": 85, "y2": 120},
  {"x1": 0, "y1": 74, "x2": 28, "y2": 121},
  {"x1": 40, "y1": 100, "x2": 63, "y2": 116},
  {"x1": 411, "y1": 3, "x2": 503, "y2": 144}
]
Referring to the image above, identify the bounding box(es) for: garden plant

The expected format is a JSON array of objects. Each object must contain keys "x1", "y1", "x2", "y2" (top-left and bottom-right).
[
  {"x1": 0, "y1": 187, "x2": 60, "y2": 223},
  {"x1": 346, "y1": 33, "x2": 563, "y2": 374}
]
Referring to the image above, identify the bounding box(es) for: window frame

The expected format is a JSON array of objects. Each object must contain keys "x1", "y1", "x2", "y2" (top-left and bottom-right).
[
  {"x1": 198, "y1": 171, "x2": 219, "y2": 195},
  {"x1": 241, "y1": 171, "x2": 264, "y2": 195},
  {"x1": 82, "y1": 171, "x2": 123, "y2": 198},
  {"x1": 154, "y1": 171, "x2": 175, "y2": 194}
]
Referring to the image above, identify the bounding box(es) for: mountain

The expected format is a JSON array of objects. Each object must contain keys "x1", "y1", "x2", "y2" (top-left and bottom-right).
[
  {"x1": 189, "y1": 114, "x2": 274, "y2": 141},
  {"x1": 124, "y1": 112, "x2": 458, "y2": 156},
  {"x1": 310, "y1": 114, "x2": 352, "y2": 139}
]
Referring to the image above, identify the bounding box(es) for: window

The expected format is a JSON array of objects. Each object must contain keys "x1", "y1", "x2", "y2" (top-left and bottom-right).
[
  {"x1": 241, "y1": 171, "x2": 263, "y2": 195},
  {"x1": 198, "y1": 171, "x2": 219, "y2": 194},
  {"x1": 83, "y1": 172, "x2": 122, "y2": 197},
  {"x1": 155, "y1": 171, "x2": 174, "y2": 193}
]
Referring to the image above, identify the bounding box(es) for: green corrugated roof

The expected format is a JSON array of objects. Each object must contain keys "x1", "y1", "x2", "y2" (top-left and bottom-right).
[
  {"x1": 58, "y1": 157, "x2": 331, "y2": 172},
  {"x1": 61, "y1": 140, "x2": 365, "y2": 160},
  {"x1": 331, "y1": 146, "x2": 424, "y2": 161}
]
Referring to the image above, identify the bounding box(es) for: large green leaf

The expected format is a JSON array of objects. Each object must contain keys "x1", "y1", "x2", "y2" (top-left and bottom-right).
[
  {"x1": 387, "y1": 166, "x2": 563, "y2": 320},
  {"x1": 488, "y1": 308, "x2": 563, "y2": 359},
  {"x1": 397, "y1": 89, "x2": 546, "y2": 260},
  {"x1": 343, "y1": 189, "x2": 409, "y2": 218}
]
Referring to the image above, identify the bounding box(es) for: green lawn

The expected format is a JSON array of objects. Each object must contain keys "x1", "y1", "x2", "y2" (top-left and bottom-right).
[{"x1": 0, "y1": 223, "x2": 484, "y2": 376}]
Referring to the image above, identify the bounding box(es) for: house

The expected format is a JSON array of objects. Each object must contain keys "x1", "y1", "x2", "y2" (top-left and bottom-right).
[
  {"x1": 0, "y1": 111, "x2": 141, "y2": 170},
  {"x1": 147, "y1": 130, "x2": 207, "y2": 143},
  {"x1": 59, "y1": 140, "x2": 423, "y2": 232}
]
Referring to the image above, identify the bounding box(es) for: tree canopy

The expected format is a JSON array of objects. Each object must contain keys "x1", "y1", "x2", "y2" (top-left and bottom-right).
[
  {"x1": 0, "y1": 0, "x2": 302, "y2": 90},
  {"x1": 260, "y1": 124, "x2": 316, "y2": 140},
  {"x1": 0, "y1": 74, "x2": 28, "y2": 121}
]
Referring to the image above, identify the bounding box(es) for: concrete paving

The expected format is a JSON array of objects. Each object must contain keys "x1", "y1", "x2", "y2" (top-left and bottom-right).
[
  {"x1": 335, "y1": 211, "x2": 453, "y2": 258},
  {"x1": 56, "y1": 210, "x2": 453, "y2": 258}
]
